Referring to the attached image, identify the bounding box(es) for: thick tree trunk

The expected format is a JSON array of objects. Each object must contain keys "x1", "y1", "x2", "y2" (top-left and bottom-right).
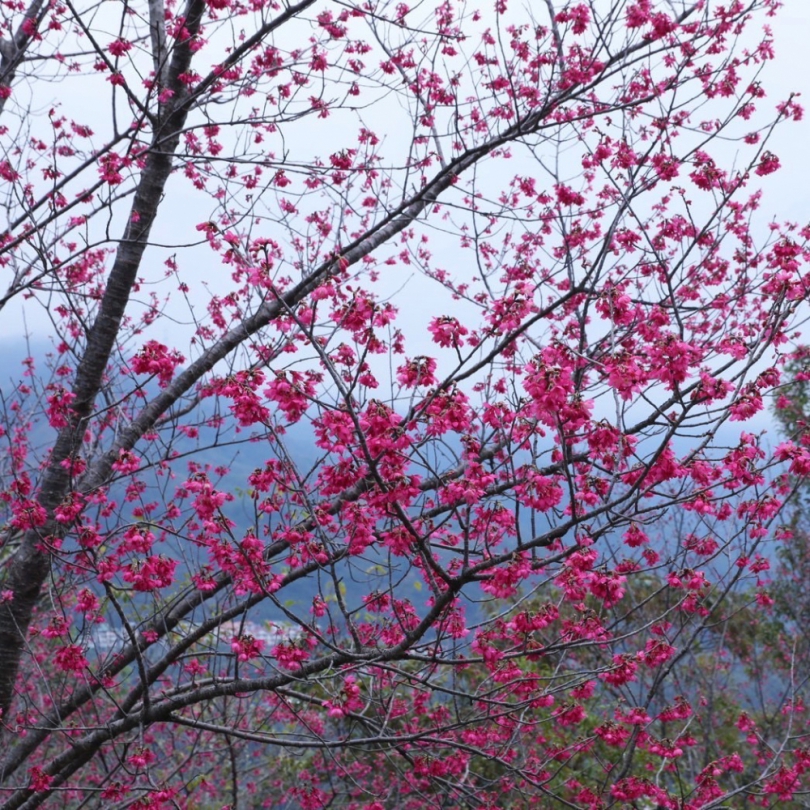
[{"x1": 0, "y1": 0, "x2": 209, "y2": 723}]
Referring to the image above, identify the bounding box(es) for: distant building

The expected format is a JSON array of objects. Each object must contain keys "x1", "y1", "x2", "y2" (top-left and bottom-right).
[
  {"x1": 215, "y1": 619, "x2": 301, "y2": 647},
  {"x1": 86, "y1": 619, "x2": 299, "y2": 655},
  {"x1": 89, "y1": 623, "x2": 128, "y2": 653}
]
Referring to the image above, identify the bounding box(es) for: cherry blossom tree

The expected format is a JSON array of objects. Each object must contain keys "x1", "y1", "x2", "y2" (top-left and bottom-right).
[{"x1": 0, "y1": 0, "x2": 807, "y2": 806}]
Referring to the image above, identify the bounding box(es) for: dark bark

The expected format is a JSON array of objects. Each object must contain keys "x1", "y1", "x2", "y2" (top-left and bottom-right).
[
  {"x1": 0, "y1": 0, "x2": 47, "y2": 116},
  {"x1": 0, "y1": 0, "x2": 211, "y2": 723}
]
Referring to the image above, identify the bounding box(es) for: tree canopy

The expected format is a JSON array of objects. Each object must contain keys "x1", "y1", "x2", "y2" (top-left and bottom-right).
[{"x1": 0, "y1": 0, "x2": 808, "y2": 807}]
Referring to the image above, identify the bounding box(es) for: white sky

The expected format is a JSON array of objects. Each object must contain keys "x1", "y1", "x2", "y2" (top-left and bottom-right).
[
  {"x1": 2, "y1": 0, "x2": 810, "y2": 358},
  {"x1": 757, "y1": 2, "x2": 810, "y2": 222}
]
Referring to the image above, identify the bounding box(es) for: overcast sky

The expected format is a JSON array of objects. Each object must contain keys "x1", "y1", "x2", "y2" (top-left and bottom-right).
[
  {"x1": 2, "y1": 0, "x2": 809, "y2": 356},
  {"x1": 758, "y1": 2, "x2": 810, "y2": 222}
]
